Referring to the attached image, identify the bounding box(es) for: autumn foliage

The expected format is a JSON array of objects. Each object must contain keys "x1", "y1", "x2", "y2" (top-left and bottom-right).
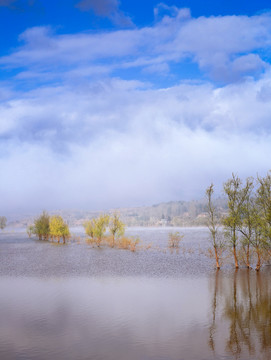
[{"x1": 29, "y1": 211, "x2": 69, "y2": 244}]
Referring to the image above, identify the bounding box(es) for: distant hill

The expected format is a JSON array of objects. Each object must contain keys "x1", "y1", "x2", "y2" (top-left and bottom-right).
[
  {"x1": 7, "y1": 198, "x2": 228, "y2": 228},
  {"x1": 113, "y1": 198, "x2": 228, "y2": 227}
]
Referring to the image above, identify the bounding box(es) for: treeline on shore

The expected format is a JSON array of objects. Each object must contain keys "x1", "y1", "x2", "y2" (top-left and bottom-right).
[{"x1": 207, "y1": 171, "x2": 271, "y2": 271}]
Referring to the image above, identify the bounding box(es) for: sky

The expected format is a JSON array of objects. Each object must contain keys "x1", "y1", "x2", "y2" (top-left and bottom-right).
[{"x1": 1, "y1": 0, "x2": 271, "y2": 213}]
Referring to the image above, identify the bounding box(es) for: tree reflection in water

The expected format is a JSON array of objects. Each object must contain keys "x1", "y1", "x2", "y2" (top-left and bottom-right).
[{"x1": 209, "y1": 269, "x2": 271, "y2": 360}]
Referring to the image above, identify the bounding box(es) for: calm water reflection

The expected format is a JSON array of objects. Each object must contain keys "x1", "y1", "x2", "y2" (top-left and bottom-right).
[
  {"x1": 0, "y1": 272, "x2": 270, "y2": 360},
  {"x1": 0, "y1": 229, "x2": 271, "y2": 359},
  {"x1": 209, "y1": 270, "x2": 271, "y2": 360}
]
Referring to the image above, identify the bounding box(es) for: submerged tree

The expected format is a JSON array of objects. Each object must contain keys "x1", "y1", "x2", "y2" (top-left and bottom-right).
[
  {"x1": 250, "y1": 172, "x2": 271, "y2": 270},
  {"x1": 109, "y1": 213, "x2": 125, "y2": 247},
  {"x1": 49, "y1": 215, "x2": 70, "y2": 244},
  {"x1": 236, "y1": 178, "x2": 254, "y2": 269},
  {"x1": 256, "y1": 172, "x2": 271, "y2": 249},
  {"x1": 206, "y1": 184, "x2": 224, "y2": 269},
  {"x1": 223, "y1": 175, "x2": 253, "y2": 269},
  {"x1": 84, "y1": 214, "x2": 110, "y2": 247},
  {"x1": 93, "y1": 214, "x2": 110, "y2": 247},
  {"x1": 27, "y1": 225, "x2": 34, "y2": 238},
  {"x1": 33, "y1": 211, "x2": 50, "y2": 240},
  {"x1": 84, "y1": 219, "x2": 96, "y2": 243},
  {"x1": 250, "y1": 210, "x2": 265, "y2": 271},
  {"x1": 0, "y1": 216, "x2": 7, "y2": 230}
]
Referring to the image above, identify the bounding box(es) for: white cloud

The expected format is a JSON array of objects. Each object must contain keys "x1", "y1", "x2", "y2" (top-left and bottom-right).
[
  {"x1": 1, "y1": 7, "x2": 271, "y2": 212},
  {"x1": 1, "y1": 10, "x2": 271, "y2": 82},
  {"x1": 1, "y1": 73, "x2": 271, "y2": 212}
]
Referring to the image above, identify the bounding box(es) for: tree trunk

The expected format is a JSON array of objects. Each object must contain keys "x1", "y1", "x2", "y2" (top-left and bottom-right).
[
  {"x1": 112, "y1": 234, "x2": 115, "y2": 248},
  {"x1": 233, "y1": 245, "x2": 239, "y2": 269},
  {"x1": 246, "y1": 244, "x2": 250, "y2": 269},
  {"x1": 255, "y1": 248, "x2": 261, "y2": 271},
  {"x1": 214, "y1": 247, "x2": 220, "y2": 270}
]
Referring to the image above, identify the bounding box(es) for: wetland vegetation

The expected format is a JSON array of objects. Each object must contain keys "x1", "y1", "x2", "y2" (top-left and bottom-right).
[
  {"x1": 22, "y1": 171, "x2": 271, "y2": 272},
  {"x1": 1, "y1": 172, "x2": 271, "y2": 359},
  {"x1": 207, "y1": 172, "x2": 271, "y2": 271}
]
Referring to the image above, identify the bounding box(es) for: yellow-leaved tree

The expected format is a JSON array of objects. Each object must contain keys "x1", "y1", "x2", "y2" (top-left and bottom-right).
[
  {"x1": 109, "y1": 212, "x2": 125, "y2": 247},
  {"x1": 93, "y1": 214, "x2": 110, "y2": 247},
  {"x1": 49, "y1": 215, "x2": 70, "y2": 244}
]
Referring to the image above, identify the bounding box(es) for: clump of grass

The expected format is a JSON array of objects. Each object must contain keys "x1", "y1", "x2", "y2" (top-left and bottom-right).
[{"x1": 168, "y1": 231, "x2": 184, "y2": 249}]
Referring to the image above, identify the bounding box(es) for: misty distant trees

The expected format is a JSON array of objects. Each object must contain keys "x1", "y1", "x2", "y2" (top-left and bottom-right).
[
  {"x1": 207, "y1": 171, "x2": 271, "y2": 270},
  {"x1": 29, "y1": 211, "x2": 69, "y2": 244},
  {"x1": 0, "y1": 216, "x2": 7, "y2": 230}
]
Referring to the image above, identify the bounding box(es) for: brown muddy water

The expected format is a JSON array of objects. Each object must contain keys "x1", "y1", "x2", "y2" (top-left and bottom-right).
[{"x1": 0, "y1": 227, "x2": 271, "y2": 360}]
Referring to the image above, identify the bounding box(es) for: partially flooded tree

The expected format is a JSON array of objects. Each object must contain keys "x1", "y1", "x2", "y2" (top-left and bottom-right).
[
  {"x1": 49, "y1": 215, "x2": 70, "y2": 244},
  {"x1": 256, "y1": 172, "x2": 271, "y2": 249},
  {"x1": 251, "y1": 171, "x2": 271, "y2": 270},
  {"x1": 84, "y1": 219, "x2": 96, "y2": 244},
  {"x1": 206, "y1": 184, "x2": 224, "y2": 269},
  {"x1": 236, "y1": 178, "x2": 254, "y2": 269},
  {"x1": 250, "y1": 210, "x2": 265, "y2": 271},
  {"x1": 93, "y1": 214, "x2": 110, "y2": 247},
  {"x1": 27, "y1": 225, "x2": 34, "y2": 238},
  {"x1": 0, "y1": 216, "x2": 7, "y2": 230},
  {"x1": 223, "y1": 174, "x2": 252, "y2": 269},
  {"x1": 109, "y1": 213, "x2": 125, "y2": 247},
  {"x1": 33, "y1": 211, "x2": 50, "y2": 240}
]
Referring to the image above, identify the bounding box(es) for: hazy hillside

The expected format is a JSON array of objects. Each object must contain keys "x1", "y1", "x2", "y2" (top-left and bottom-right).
[
  {"x1": 5, "y1": 197, "x2": 228, "y2": 229},
  {"x1": 6, "y1": 198, "x2": 227, "y2": 228},
  {"x1": 114, "y1": 198, "x2": 228, "y2": 227}
]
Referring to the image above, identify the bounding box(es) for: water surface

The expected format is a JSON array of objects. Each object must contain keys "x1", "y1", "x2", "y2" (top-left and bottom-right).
[{"x1": 0, "y1": 228, "x2": 270, "y2": 360}]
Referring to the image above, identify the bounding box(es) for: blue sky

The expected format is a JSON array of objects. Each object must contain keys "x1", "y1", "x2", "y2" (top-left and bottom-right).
[{"x1": 1, "y1": 0, "x2": 271, "y2": 213}]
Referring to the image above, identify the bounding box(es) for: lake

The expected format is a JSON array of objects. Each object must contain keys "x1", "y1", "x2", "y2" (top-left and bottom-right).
[{"x1": 0, "y1": 227, "x2": 271, "y2": 360}]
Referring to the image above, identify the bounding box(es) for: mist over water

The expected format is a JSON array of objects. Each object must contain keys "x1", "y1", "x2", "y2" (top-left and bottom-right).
[{"x1": 0, "y1": 228, "x2": 271, "y2": 360}]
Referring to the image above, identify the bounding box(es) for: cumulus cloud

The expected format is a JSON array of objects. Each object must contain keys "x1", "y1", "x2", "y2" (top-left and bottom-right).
[
  {"x1": 75, "y1": 0, "x2": 133, "y2": 26},
  {"x1": 1, "y1": 9, "x2": 271, "y2": 82},
  {"x1": 1, "y1": 7, "x2": 271, "y2": 212},
  {"x1": 1, "y1": 73, "x2": 271, "y2": 212},
  {"x1": 154, "y1": 3, "x2": 190, "y2": 21}
]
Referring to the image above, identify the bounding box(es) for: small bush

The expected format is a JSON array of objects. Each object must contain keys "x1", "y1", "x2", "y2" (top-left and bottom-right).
[
  {"x1": 104, "y1": 235, "x2": 115, "y2": 248},
  {"x1": 117, "y1": 236, "x2": 140, "y2": 251},
  {"x1": 168, "y1": 232, "x2": 184, "y2": 249}
]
